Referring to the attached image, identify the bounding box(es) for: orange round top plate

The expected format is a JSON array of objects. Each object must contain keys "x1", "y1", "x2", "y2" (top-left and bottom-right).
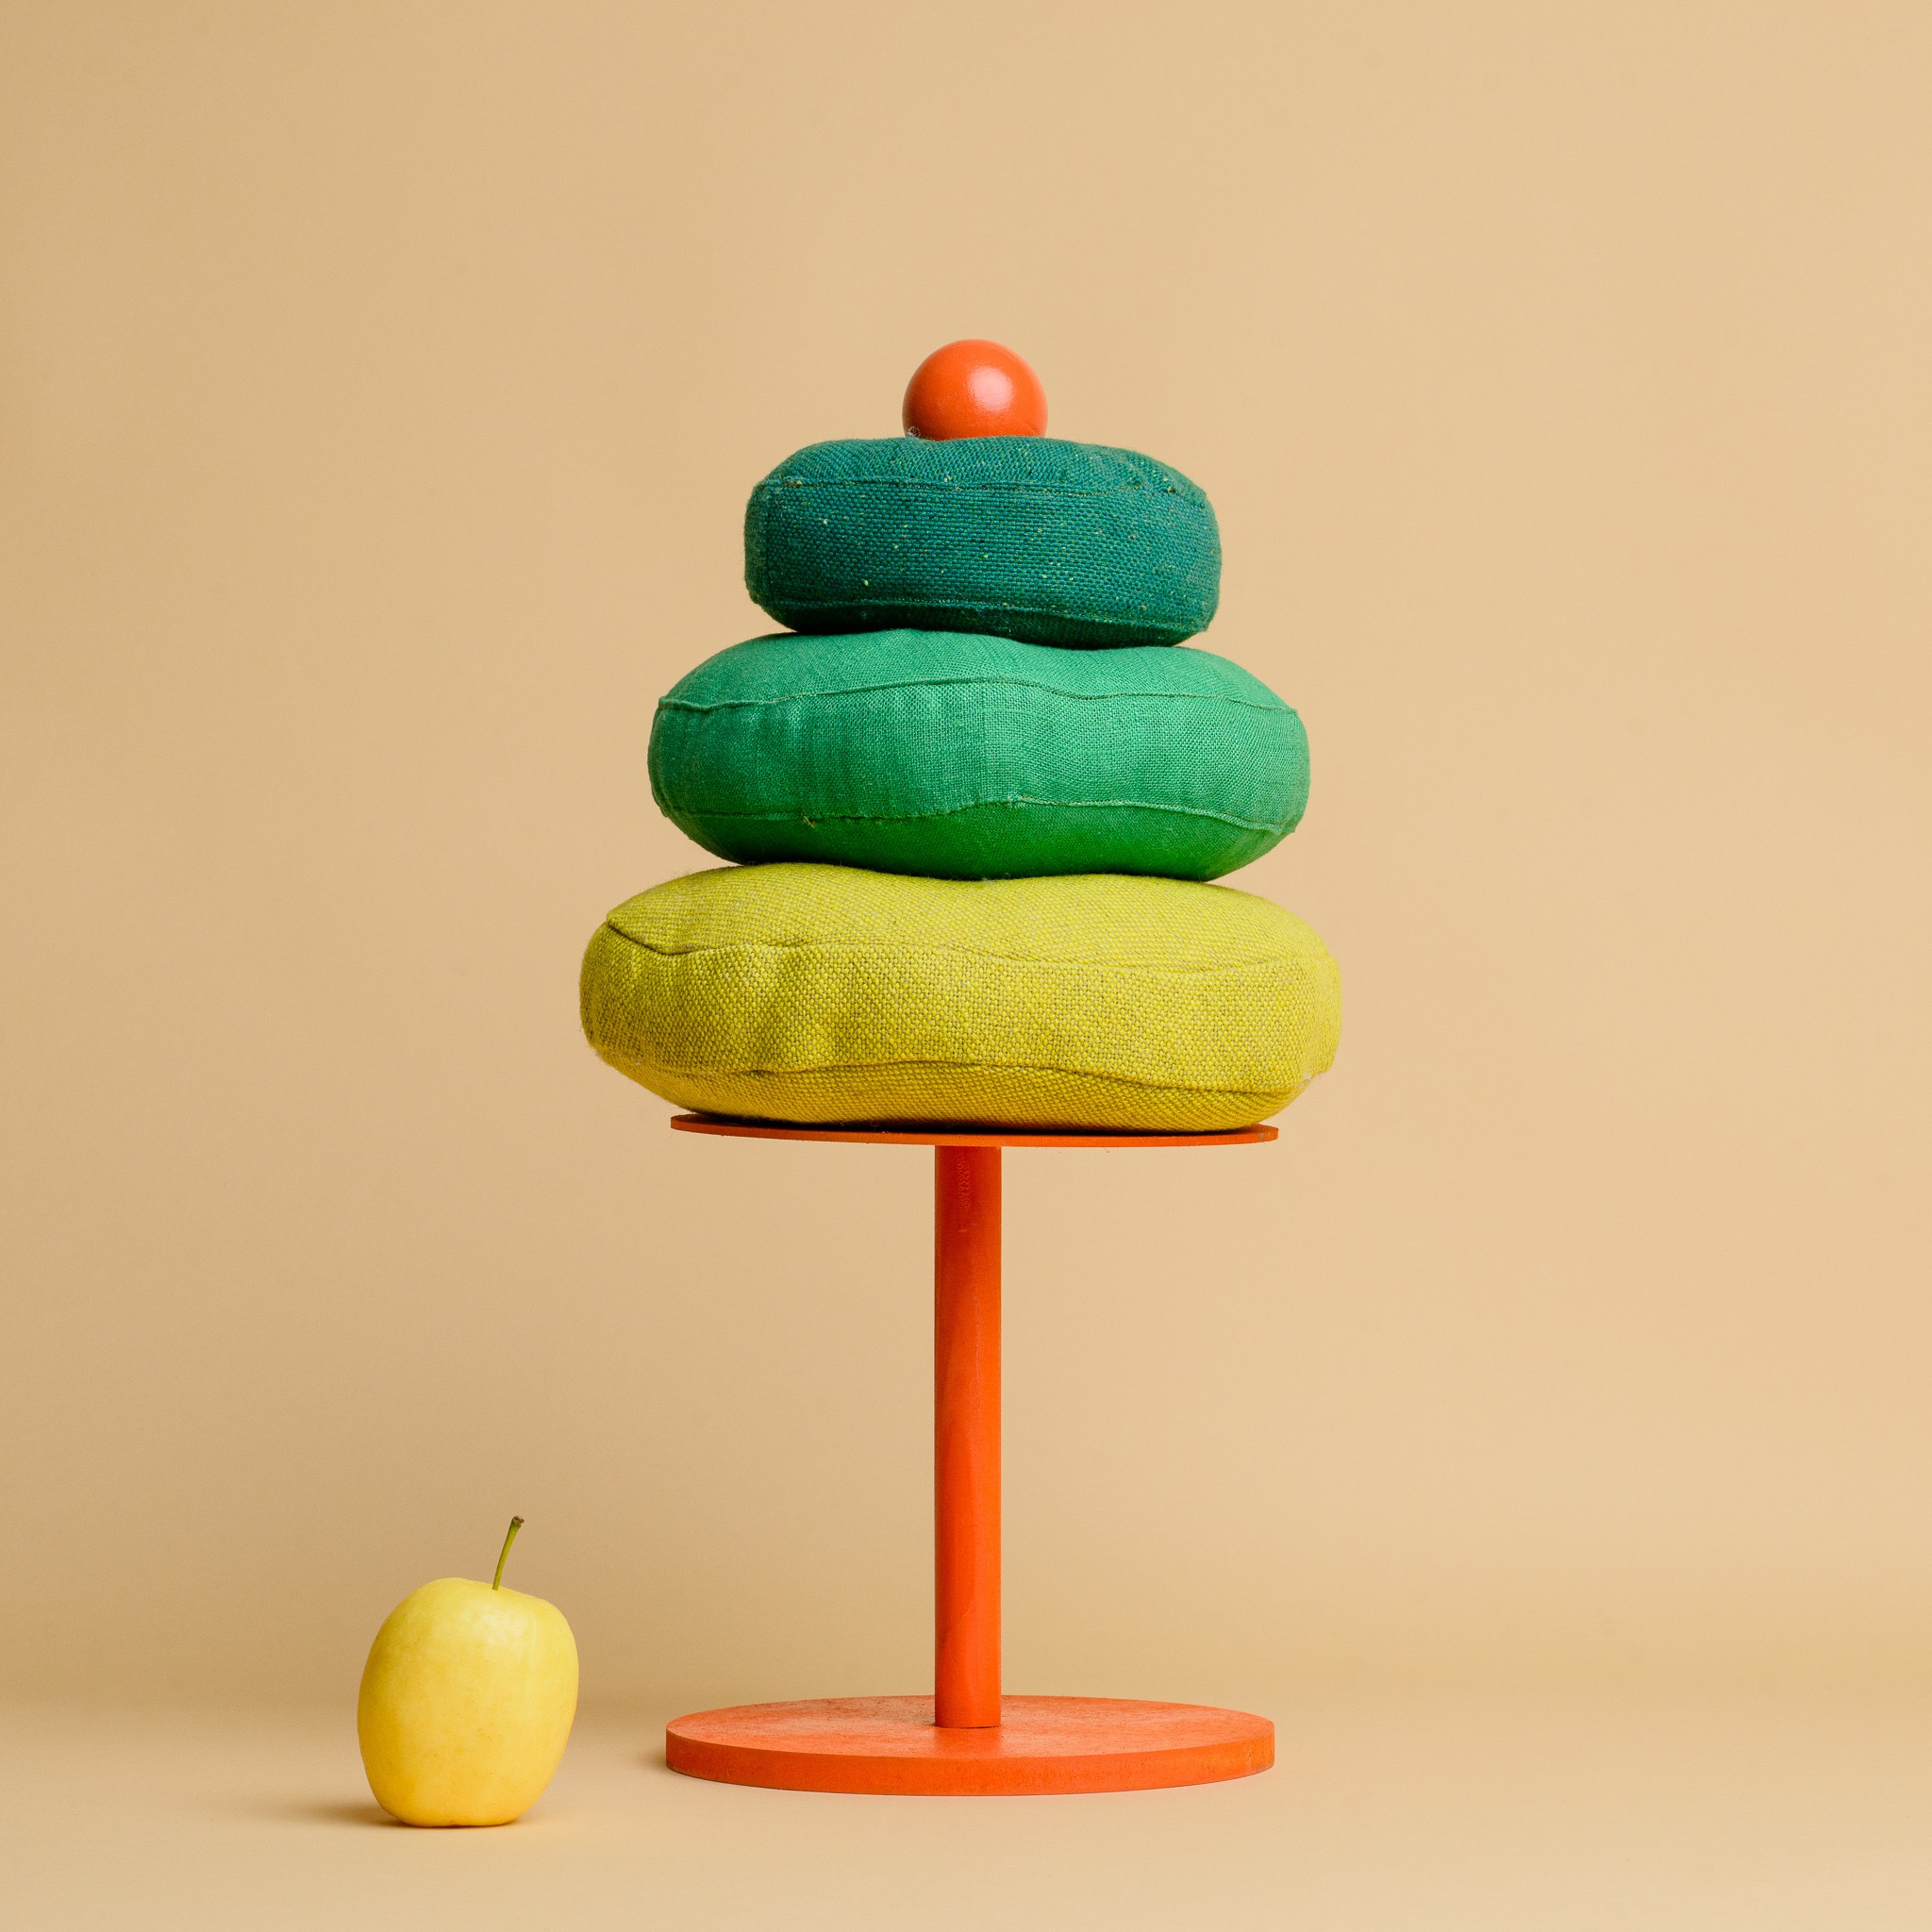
[{"x1": 671, "y1": 1113, "x2": 1275, "y2": 1149}]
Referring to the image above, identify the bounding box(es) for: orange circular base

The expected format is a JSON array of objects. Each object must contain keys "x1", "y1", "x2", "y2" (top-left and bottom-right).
[{"x1": 665, "y1": 1694, "x2": 1274, "y2": 1796}]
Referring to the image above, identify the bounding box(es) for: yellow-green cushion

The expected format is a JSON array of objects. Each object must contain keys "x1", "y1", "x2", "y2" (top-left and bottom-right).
[{"x1": 580, "y1": 864, "x2": 1341, "y2": 1133}]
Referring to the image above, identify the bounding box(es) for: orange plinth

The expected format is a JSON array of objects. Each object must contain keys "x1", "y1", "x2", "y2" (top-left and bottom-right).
[
  {"x1": 663, "y1": 1112, "x2": 1279, "y2": 1796},
  {"x1": 666, "y1": 1695, "x2": 1274, "y2": 1798}
]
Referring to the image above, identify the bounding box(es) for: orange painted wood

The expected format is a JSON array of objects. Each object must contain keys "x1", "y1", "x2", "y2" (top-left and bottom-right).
[
  {"x1": 665, "y1": 1695, "x2": 1274, "y2": 1796},
  {"x1": 934, "y1": 1146, "x2": 1001, "y2": 1726},
  {"x1": 902, "y1": 339, "x2": 1049, "y2": 441},
  {"x1": 663, "y1": 1111, "x2": 1278, "y2": 1793},
  {"x1": 670, "y1": 1113, "x2": 1277, "y2": 1149}
]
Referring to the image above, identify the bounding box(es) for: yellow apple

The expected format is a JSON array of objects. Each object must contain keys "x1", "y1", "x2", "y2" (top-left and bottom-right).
[{"x1": 358, "y1": 1517, "x2": 578, "y2": 1826}]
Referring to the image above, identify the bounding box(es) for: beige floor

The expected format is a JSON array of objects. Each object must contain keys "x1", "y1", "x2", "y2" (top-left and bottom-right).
[{"x1": 7, "y1": 1697, "x2": 1929, "y2": 1929}]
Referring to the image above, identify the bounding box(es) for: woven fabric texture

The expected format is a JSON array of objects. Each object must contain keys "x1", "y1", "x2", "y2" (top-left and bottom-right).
[
  {"x1": 650, "y1": 629, "x2": 1309, "y2": 882},
  {"x1": 580, "y1": 864, "x2": 1341, "y2": 1132},
  {"x1": 744, "y1": 437, "x2": 1221, "y2": 649}
]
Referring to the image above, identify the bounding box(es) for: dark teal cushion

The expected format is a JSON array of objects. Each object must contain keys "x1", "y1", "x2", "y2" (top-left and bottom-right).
[
  {"x1": 743, "y1": 438, "x2": 1220, "y2": 649},
  {"x1": 649, "y1": 629, "x2": 1307, "y2": 882}
]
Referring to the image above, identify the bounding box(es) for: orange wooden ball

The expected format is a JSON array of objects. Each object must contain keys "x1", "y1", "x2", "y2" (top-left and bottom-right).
[{"x1": 902, "y1": 340, "x2": 1048, "y2": 440}]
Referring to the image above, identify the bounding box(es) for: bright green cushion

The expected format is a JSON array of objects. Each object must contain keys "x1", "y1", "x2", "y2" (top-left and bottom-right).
[
  {"x1": 580, "y1": 864, "x2": 1341, "y2": 1132},
  {"x1": 744, "y1": 437, "x2": 1220, "y2": 649},
  {"x1": 649, "y1": 630, "x2": 1308, "y2": 882}
]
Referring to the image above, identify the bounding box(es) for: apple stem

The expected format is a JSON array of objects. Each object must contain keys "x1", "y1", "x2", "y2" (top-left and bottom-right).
[{"x1": 492, "y1": 1516, "x2": 525, "y2": 1591}]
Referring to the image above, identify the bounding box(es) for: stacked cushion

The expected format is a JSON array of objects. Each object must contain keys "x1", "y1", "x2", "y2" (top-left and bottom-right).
[
  {"x1": 581, "y1": 866, "x2": 1341, "y2": 1134},
  {"x1": 744, "y1": 437, "x2": 1220, "y2": 648},
  {"x1": 649, "y1": 629, "x2": 1309, "y2": 881},
  {"x1": 583, "y1": 417, "x2": 1339, "y2": 1134}
]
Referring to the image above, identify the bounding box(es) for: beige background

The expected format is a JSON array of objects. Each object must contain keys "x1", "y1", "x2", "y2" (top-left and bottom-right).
[{"x1": 4, "y1": 0, "x2": 1930, "y2": 1735}]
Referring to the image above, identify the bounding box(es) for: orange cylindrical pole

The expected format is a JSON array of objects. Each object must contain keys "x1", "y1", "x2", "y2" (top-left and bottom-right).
[{"x1": 934, "y1": 1144, "x2": 1001, "y2": 1728}]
